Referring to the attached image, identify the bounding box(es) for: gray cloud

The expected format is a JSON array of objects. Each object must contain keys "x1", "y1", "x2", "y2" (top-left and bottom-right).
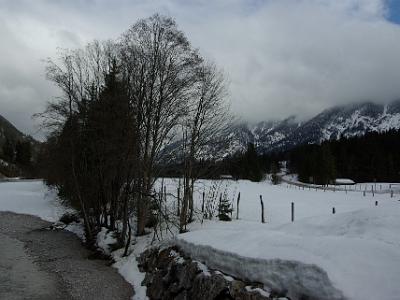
[{"x1": 1, "y1": 0, "x2": 400, "y2": 138}]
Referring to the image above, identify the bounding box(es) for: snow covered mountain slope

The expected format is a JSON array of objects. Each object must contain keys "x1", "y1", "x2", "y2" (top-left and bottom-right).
[{"x1": 230, "y1": 100, "x2": 400, "y2": 154}]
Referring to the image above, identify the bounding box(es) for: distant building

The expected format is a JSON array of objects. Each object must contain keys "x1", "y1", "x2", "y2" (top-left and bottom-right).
[{"x1": 220, "y1": 175, "x2": 234, "y2": 180}]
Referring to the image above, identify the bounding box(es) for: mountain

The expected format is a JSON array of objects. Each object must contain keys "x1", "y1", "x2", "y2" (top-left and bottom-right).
[
  {"x1": 230, "y1": 100, "x2": 400, "y2": 154},
  {"x1": 0, "y1": 114, "x2": 29, "y2": 146},
  {"x1": 0, "y1": 114, "x2": 39, "y2": 177}
]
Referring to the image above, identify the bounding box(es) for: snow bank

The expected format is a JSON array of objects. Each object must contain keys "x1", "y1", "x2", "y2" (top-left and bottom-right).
[
  {"x1": 96, "y1": 227, "x2": 118, "y2": 255},
  {"x1": 112, "y1": 234, "x2": 152, "y2": 300},
  {"x1": 177, "y1": 238, "x2": 344, "y2": 300},
  {"x1": 0, "y1": 180, "x2": 68, "y2": 222}
]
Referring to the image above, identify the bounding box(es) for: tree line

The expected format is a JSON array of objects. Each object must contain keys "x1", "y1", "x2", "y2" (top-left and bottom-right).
[
  {"x1": 38, "y1": 15, "x2": 230, "y2": 249},
  {"x1": 0, "y1": 137, "x2": 33, "y2": 177},
  {"x1": 1, "y1": 137, "x2": 32, "y2": 166},
  {"x1": 212, "y1": 129, "x2": 400, "y2": 185},
  {"x1": 288, "y1": 129, "x2": 400, "y2": 184}
]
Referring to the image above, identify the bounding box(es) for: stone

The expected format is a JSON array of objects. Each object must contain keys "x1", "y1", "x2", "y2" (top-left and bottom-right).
[
  {"x1": 189, "y1": 273, "x2": 228, "y2": 300},
  {"x1": 147, "y1": 272, "x2": 165, "y2": 300},
  {"x1": 178, "y1": 261, "x2": 202, "y2": 290},
  {"x1": 229, "y1": 280, "x2": 246, "y2": 298}
]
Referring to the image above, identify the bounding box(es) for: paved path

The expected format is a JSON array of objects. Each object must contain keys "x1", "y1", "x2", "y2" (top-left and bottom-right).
[{"x1": 0, "y1": 212, "x2": 134, "y2": 300}]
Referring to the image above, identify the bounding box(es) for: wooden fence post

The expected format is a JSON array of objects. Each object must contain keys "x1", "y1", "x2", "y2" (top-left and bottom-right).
[
  {"x1": 332, "y1": 207, "x2": 336, "y2": 214},
  {"x1": 291, "y1": 202, "x2": 294, "y2": 222},
  {"x1": 260, "y1": 195, "x2": 265, "y2": 223},
  {"x1": 236, "y1": 192, "x2": 240, "y2": 220},
  {"x1": 375, "y1": 200, "x2": 378, "y2": 206},
  {"x1": 201, "y1": 191, "x2": 205, "y2": 213},
  {"x1": 177, "y1": 185, "x2": 181, "y2": 216}
]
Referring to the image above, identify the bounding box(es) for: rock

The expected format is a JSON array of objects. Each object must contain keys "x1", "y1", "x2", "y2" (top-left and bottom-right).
[
  {"x1": 174, "y1": 289, "x2": 189, "y2": 300},
  {"x1": 139, "y1": 246, "x2": 276, "y2": 300},
  {"x1": 230, "y1": 280, "x2": 246, "y2": 298},
  {"x1": 147, "y1": 271, "x2": 165, "y2": 299},
  {"x1": 189, "y1": 273, "x2": 228, "y2": 300},
  {"x1": 178, "y1": 261, "x2": 202, "y2": 290},
  {"x1": 137, "y1": 247, "x2": 159, "y2": 272},
  {"x1": 142, "y1": 271, "x2": 153, "y2": 286}
]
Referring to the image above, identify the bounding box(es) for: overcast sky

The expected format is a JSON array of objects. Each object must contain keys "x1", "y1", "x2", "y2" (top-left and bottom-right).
[{"x1": 1, "y1": 0, "x2": 400, "y2": 138}]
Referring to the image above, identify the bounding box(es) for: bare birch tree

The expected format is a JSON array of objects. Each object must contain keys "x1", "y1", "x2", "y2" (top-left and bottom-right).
[
  {"x1": 179, "y1": 63, "x2": 231, "y2": 232},
  {"x1": 119, "y1": 14, "x2": 201, "y2": 235}
]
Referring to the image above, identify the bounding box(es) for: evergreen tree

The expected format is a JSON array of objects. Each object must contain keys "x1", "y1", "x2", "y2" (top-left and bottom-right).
[
  {"x1": 270, "y1": 161, "x2": 281, "y2": 185},
  {"x1": 2, "y1": 137, "x2": 15, "y2": 162},
  {"x1": 217, "y1": 194, "x2": 233, "y2": 221},
  {"x1": 15, "y1": 140, "x2": 32, "y2": 166},
  {"x1": 244, "y1": 143, "x2": 263, "y2": 182}
]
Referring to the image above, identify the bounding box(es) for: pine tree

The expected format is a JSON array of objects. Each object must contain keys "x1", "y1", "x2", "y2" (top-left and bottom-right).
[
  {"x1": 270, "y1": 161, "x2": 281, "y2": 185},
  {"x1": 15, "y1": 140, "x2": 32, "y2": 166},
  {"x1": 244, "y1": 143, "x2": 263, "y2": 182},
  {"x1": 2, "y1": 137, "x2": 15, "y2": 162},
  {"x1": 217, "y1": 194, "x2": 233, "y2": 221}
]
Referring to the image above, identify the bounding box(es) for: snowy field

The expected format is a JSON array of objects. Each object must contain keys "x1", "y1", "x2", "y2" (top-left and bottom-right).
[
  {"x1": 160, "y1": 178, "x2": 400, "y2": 300},
  {"x1": 0, "y1": 180, "x2": 68, "y2": 222},
  {"x1": 1, "y1": 179, "x2": 400, "y2": 300}
]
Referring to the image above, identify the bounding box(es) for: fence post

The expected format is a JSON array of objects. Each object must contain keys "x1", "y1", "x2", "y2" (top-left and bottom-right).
[
  {"x1": 236, "y1": 192, "x2": 240, "y2": 220},
  {"x1": 260, "y1": 195, "x2": 265, "y2": 223},
  {"x1": 375, "y1": 200, "x2": 378, "y2": 206},
  {"x1": 363, "y1": 190, "x2": 366, "y2": 197},
  {"x1": 391, "y1": 190, "x2": 394, "y2": 198},
  {"x1": 332, "y1": 207, "x2": 336, "y2": 214},
  {"x1": 201, "y1": 191, "x2": 205, "y2": 213},
  {"x1": 177, "y1": 180, "x2": 181, "y2": 216},
  {"x1": 291, "y1": 202, "x2": 294, "y2": 222}
]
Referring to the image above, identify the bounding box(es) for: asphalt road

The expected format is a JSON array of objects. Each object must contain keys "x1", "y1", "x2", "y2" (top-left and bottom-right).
[{"x1": 0, "y1": 212, "x2": 134, "y2": 300}]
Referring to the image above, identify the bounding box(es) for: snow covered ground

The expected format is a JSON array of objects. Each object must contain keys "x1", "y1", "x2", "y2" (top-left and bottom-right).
[
  {"x1": 0, "y1": 180, "x2": 69, "y2": 222},
  {"x1": 2, "y1": 179, "x2": 400, "y2": 300},
  {"x1": 165, "y1": 179, "x2": 400, "y2": 300}
]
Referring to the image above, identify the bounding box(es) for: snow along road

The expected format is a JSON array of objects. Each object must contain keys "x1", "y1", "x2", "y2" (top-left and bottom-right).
[{"x1": 0, "y1": 211, "x2": 134, "y2": 300}]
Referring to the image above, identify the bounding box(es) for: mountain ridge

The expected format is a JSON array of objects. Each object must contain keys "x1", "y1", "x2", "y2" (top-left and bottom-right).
[
  {"x1": 229, "y1": 100, "x2": 400, "y2": 154},
  {"x1": 0, "y1": 114, "x2": 28, "y2": 146}
]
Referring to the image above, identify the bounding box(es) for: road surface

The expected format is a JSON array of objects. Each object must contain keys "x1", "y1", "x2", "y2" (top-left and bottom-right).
[{"x1": 0, "y1": 211, "x2": 134, "y2": 300}]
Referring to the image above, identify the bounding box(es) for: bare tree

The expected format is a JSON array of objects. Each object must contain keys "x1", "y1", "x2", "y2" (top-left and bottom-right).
[
  {"x1": 119, "y1": 14, "x2": 202, "y2": 235},
  {"x1": 179, "y1": 63, "x2": 231, "y2": 232}
]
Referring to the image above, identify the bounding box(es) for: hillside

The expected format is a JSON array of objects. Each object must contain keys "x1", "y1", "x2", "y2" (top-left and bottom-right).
[
  {"x1": 0, "y1": 114, "x2": 39, "y2": 177},
  {"x1": 0, "y1": 114, "x2": 28, "y2": 146}
]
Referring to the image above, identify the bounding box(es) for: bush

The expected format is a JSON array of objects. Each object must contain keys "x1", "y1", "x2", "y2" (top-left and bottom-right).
[{"x1": 59, "y1": 212, "x2": 80, "y2": 224}]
